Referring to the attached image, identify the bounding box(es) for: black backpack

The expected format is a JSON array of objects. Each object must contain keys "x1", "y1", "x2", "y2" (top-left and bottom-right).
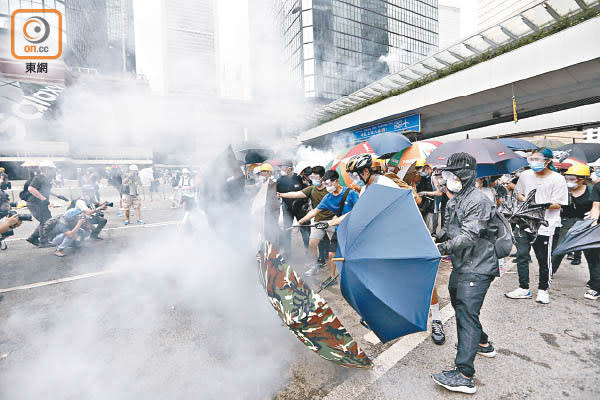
[
  {"x1": 19, "y1": 179, "x2": 32, "y2": 201},
  {"x1": 487, "y1": 207, "x2": 514, "y2": 258}
]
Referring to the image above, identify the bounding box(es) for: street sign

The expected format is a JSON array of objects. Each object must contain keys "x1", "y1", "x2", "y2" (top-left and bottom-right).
[{"x1": 350, "y1": 114, "x2": 420, "y2": 144}]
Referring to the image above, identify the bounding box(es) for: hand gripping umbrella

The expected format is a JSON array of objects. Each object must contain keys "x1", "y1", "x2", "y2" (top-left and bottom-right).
[
  {"x1": 257, "y1": 241, "x2": 373, "y2": 369},
  {"x1": 553, "y1": 220, "x2": 600, "y2": 256},
  {"x1": 335, "y1": 184, "x2": 440, "y2": 343}
]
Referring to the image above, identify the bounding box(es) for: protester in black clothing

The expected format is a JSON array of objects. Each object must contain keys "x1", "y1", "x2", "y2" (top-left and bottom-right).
[
  {"x1": 416, "y1": 163, "x2": 436, "y2": 232},
  {"x1": 276, "y1": 160, "x2": 309, "y2": 256}
]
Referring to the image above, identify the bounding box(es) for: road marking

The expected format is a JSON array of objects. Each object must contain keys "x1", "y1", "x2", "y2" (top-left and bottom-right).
[
  {"x1": 0, "y1": 270, "x2": 115, "y2": 294},
  {"x1": 324, "y1": 304, "x2": 455, "y2": 400},
  {"x1": 4, "y1": 221, "x2": 179, "y2": 242}
]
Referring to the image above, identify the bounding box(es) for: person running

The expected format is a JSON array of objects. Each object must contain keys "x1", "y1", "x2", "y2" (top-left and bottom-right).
[
  {"x1": 277, "y1": 166, "x2": 334, "y2": 275},
  {"x1": 556, "y1": 164, "x2": 599, "y2": 300},
  {"x1": 346, "y1": 153, "x2": 446, "y2": 345},
  {"x1": 298, "y1": 170, "x2": 359, "y2": 288},
  {"x1": 432, "y1": 153, "x2": 498, "y2": 394},
  {"x1": 505, "y1": 148, "x2": 568, "y2": 304}
]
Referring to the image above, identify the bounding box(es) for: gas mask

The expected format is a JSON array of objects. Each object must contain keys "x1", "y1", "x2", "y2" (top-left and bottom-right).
[{"x1": 442, "y1": 171, "x2": 462, "y2": 193}]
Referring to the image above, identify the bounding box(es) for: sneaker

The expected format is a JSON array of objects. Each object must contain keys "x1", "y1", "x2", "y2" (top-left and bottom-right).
[
  {"x1": 431, "y1": 320, "x2": 446, "y2": 345},
  {"x1": 536, "y1": 290, "x2": 550, "y2": 304},
  {"x1": 477, "y1": 341, "x2": 496, "y2": 358},
  {"x1": 124, "y1": 220, "x2": 130, "y2": 226},
  {"x1": 25, "y1": 237, "x2": 39, "y2": 247},
  {"x1": 431, "y1": 368, "x2": 476, "y2": 394},
  {"x1": 584, "y1": 289, "x2": 599, "y2": 300},
  {"x1": 137, "y1": 220, "x2": 144, "y2": 225},
  {"x1": 319, "y1": 275, "x2": 338, "y2": 289},
  {"x1": 567, "y1": 253, "x2": 574, "y2": 260},
  {"x1": 54, "y1": 250, "x2": 65, "y2": 257},
  {"x1": 505, "y1": 288, "x2": 532, "y2": 299},
  {"x1": 571, "y1": 259, "x2": 581, "y2": 265}
]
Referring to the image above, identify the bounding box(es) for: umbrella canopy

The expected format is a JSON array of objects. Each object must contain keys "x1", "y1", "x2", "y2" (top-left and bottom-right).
[
  {"x1": 258, "y1": 241, "x2": 372, "y2": 369},
  {"x1": 497, "y1": 138, "x2": 538, "y2": 151},
  {"x1": 366, "y1": 132, "x2": 411, "y2": 159},
  {"x1": 388, "y1": 141, "x2": 440, "y2": 168},
  {"x1": 331, "y1": 142, "x2": 376, "y2": 170},
  {"x1": 244, "y1": 149, "x2": 274, "y2": 164},
  {"x1": 553, "y1": 220, "x2": 600, "y2": 256},
  {"x1": 336, "y1": 185, "x2": 440, "y2": 343},
  {"x1": 554, "y1": 143, "x2": 600, "y2": 164},
  {"x1": 531, "y1": 139, "x2": 566, "y2": 150},
  {"x1": 426, "y1": 139, "x2": 526, "y2": 178},
  {"x1": 502, "y1": 189, "x2": 548, "y2": 237}
]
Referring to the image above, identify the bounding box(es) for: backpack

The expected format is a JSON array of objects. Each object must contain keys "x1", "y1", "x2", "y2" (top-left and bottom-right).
[
  {"x1": 487, "y1": 207, "x2": 514, "y2": 259},
  {"x1": 19, "y1": 179, "x2": 32, "y2": 201}
]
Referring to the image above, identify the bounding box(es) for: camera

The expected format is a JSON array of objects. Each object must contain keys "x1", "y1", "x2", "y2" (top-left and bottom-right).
[
  {"x1": 0, "y1": 210, "x2": 32, "y2": 222},
  {"x1": 105, "y1": 202, "x2": 114, "y2": 208}
]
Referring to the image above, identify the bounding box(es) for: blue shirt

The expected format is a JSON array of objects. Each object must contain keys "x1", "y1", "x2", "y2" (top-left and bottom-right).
[{"x1": 317, "y1": 187, "x2": 358, "y2": 217}]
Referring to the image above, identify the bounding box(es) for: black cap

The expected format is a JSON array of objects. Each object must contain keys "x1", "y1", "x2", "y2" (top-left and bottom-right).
[{"x1": 442, "y1": 152, "x2": 477, "y2": 172}]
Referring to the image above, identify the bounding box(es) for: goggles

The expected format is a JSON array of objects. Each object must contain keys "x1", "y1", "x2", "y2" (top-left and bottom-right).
[
  {"x1": 441, "y1": 170, "x2": 459, "y2": 181},
  {"x1": 527, "y1": 156, "x2": 546, "y2": 163}
]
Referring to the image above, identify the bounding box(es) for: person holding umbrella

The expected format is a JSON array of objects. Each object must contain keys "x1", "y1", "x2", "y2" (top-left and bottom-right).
[
  {"x1": 432, "y1": 153, "x2": 498, "y2": 395},
  {"x1": 505, "y1": 148, "x2": 568, "y2": 304}
]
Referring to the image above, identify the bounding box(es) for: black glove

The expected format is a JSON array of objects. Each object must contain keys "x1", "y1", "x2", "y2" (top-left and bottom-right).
[
  {"x1": 437, "y1": 242, "x2": 448, "y2": 255},
  {"x1": 314, "y1": 222, "x2": 329, "y2": 230},
  {"x1": 57, "y1": 195, "x2": 69, "y2": 202}
]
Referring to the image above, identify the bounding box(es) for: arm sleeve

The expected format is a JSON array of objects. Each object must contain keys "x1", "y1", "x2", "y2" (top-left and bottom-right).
[
  {"x1": 317, "y1": 194, "x2": 332, "y2": 211},
  {"x1": 553, "y1": 177, "x2": 569, "y2": 205},
  {"x1": 301, "y1": 186, "x2": 313, "y2": 197},
  {"x1": 347, "y1": 190, "x2": 359, "y2": 210},
  {"x1": 439, "y1": 198, "x2": 491, "y2": 254},
  {"x1": 515, "y1": 176, "x2": 526, "y2": 197}
]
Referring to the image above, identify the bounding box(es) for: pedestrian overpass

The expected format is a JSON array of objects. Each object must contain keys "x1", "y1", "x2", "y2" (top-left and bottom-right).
[{"x1": 299, "y1": 0, "x2": 600, "y2": 147}]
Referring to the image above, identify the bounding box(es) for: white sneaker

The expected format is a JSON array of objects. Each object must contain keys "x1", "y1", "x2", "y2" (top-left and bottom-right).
[
  {"x1": 584, "y1": 289, "x2": 599, "y2": 300},
  {"x1": 536, "y1": 290, "x2": 550, "y2": 304},
  {"x1": 505, "y1": 288, "x2": 532, "y2": 299}
]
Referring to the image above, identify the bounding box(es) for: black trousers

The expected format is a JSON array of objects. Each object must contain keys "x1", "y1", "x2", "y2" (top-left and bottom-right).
[
  {"x1": 90, "y1": 215, "x2": 107, "y2": 237},
  {"x1": 449, "y1": 272, "x2": 494, "y2": 378},
  {"x1": 515, "y1": 227, "x2": 558, "y2": 291},
  {"x1": 317, "y1": 234, "x2": 330, "y2": 264},
  {"x1": 281, "y1": 205, "x2": 310, "y2": 256},
  {"x1": 27, "y1": 201, "x2": 51, "y2": 242}
]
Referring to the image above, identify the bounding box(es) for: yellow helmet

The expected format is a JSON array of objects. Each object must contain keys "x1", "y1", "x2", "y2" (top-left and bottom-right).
[
  {"x1": 415, "y1": 158, "x2": 427, "y2": 167},
  {"x1": 259, "y1": 163, "x2": 273, "y2": 172},
  {"x1": 565, "y1": 164, "x2": 590, "y2": 177}
]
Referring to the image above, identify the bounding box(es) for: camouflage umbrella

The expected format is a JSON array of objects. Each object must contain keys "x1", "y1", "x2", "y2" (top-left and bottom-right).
[{"x1": 257, "y1": 241, "x2": 373, "y2": 369}]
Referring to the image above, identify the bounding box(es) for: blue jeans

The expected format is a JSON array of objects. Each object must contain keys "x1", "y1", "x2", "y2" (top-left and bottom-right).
[{"x1": 52, "y1": 233, "x2": 75, "y2": 250}]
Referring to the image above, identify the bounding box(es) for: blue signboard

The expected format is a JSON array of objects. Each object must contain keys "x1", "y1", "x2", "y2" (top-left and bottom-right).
[{"x1": 350, "y1": 114, "x2": 420, "y2": 144}]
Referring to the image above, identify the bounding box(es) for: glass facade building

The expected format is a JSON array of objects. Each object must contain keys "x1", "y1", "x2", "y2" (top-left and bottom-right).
[{"x1": 275, "y1": 0, "x2": 439, "y2": 101}]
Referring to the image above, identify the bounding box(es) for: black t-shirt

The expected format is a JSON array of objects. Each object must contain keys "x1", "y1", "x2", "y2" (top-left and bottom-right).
[
  {"x1": 562, "y1": 186, "x2": 593, "y2": 219},
  {"x1": 276, "y1": 173, "x2": 305, "y2": 210},
  {"x1": 591, "y1": 182, "x2": 600, "y2": 202},
  {"x1": 30, "y1": 174, "x2": 51, "y2": 199},
  {"x1": 417, "y1": 176, "x2": 435, "y2": 213}
]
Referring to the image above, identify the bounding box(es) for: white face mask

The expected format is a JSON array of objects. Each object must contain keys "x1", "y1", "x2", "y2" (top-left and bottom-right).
[
  {"x1": 566, "y1": 181, "x2": 578, "y2": 189},
  {"x1": 326, "y1": 185, "x2": 336, "y2": 193}
]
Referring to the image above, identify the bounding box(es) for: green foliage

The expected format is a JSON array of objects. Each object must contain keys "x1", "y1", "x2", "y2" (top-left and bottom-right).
[{"x1": 318, "y1": 4, "x2": 600, "y2": 125}]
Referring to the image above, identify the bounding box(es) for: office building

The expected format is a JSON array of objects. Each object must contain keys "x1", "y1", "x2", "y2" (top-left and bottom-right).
[
  {"x1": 478, "y1": 0, "x2": 539, "y2": 30},
  {"x1": 275, "y1": 0, "x2": 439, "y2": 102},
  {"x1": 439, "y1": 4, "x2": 460, "y2": 48},
  {"x1": 161, "y1": 0, "x2": 217, "y2": 96}
]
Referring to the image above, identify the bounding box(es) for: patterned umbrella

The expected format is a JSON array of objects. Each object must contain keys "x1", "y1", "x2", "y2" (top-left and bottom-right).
[
  {"x1": 331, "y1": 142, "x2": 376, "y2": 170},
  {"x1": 388, "y1": 141, "x2": 440, "y2": 168},
  {"x1": 257, "y1": 241, "x2": 373, "y2": 369}
]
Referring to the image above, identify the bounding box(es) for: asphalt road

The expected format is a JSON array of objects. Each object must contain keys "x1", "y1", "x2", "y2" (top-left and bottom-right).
[{"x1": 1, "y1": 197, "x2": 599, "y2": 399}]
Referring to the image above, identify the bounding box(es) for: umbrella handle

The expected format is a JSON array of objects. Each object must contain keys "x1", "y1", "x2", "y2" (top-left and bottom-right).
[{"x1": 332, "y1": 258, "x2": 344, "y2": 262}]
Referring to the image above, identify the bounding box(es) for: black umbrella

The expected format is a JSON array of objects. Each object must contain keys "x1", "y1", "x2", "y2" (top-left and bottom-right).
[
  {"x1": 554, "y1": 143, "x2": 600, "y2": 164},
  {"x1": 244, "y1": 149, "x2": 274, "y2": 164},
  {"x1": 553, "y1": 220, "x2": 600, "y2": 256},
  {"x1": 502, "y1": 189, "x2": 549, "y2": 242}
]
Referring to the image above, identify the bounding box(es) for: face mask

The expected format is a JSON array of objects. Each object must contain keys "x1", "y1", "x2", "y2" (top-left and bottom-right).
[
  {"x1": 420, "y1": 171, "x2": 428, "y2": 177},
  {"x1": 326, "y1": 185, "x2": 336, "y2": 193},
  {"x1": 529, "y1": 161, "x2": 546, "y2": 172},
  {"x1": 311, "y1": 179, "x2": 321, "y2": 186},
  {"x1": 567, "y1": 182, "x2": 578, "y2": 189},
  {"x1": 446, "y1": 179, "x2": 462, "y2": 193}
]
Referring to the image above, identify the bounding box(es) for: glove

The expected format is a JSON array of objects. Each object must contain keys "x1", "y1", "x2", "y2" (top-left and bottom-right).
[
  {"x1": 314, "y1": 222, "x2": 329, "y2": 230},
  {"x1": 437, "y1": 242, "x2": 448, "y2": 256},
  {"x1": 57, "y1": 195, "x2": 69, "y2": 202}
]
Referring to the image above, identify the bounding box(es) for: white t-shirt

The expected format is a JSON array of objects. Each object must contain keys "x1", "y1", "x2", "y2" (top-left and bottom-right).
[
  {"x1": 515, "y1": 169, "x2": 568, "y2": 236},
  {"x1": 359, "y1": 174, "x2": 398, "y2": 197},
  {"x1": 75, "y1": 199, "x2": 90, "y2": 212}
]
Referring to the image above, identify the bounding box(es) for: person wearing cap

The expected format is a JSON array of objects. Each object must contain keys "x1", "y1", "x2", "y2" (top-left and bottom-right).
[
  {"x1": 553, "y1": 164, "x2": 599, "y2": 300},
  {"x1": 432, "y1": 153, "x2": 498, "y2": 395},
  {"x1": 505, "y1": 148, "x2": 568, "y2": 304},
  {"x1": 122, "y1": 164, "x2": 144, "y2": 225},
  {"x1": 276, "y1": 160, "x2": 309, "y2": 257},
  {"x1": 26, "y1": 161, "x2": 67, "y2": 247}
]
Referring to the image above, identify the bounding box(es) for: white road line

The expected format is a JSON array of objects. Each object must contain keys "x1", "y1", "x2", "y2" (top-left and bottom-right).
[
  {"x1": 4, "y1": 221, "x2": 179, "y2": 242},
  {"x1": 324, "y1": 304, "x2": 455, "y2": 400},
  {"x1": 0, "y1": 270, "x2": 115, "y2": 294}
]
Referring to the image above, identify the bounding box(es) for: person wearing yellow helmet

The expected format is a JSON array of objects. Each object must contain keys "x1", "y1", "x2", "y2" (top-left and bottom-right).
[{"x1": 552, "y1": 163, "x2": 600, "y2": 300}]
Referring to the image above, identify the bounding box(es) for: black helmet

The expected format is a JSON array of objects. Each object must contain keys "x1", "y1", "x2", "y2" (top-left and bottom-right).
[
  {"x1": 346, "y1": 154, "x2": 373, "y2": 173},
  {"x1": 442, "y1": 153, "x2": 477, "y2": 172}
]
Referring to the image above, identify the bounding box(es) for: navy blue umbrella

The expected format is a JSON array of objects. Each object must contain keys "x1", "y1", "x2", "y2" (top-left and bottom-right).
[
  {"x1": 336, "y1": 185, "x2": 440, "y2": 343},
  {"x1": 553, "y1": 220, "x2": 600, "y2": 256},
  {"x1": 498, "y1": 138, "x2": 538, "y2": 151},
  {"x1": 367, "y1": 132, "x2": 412, "y2": 159}
]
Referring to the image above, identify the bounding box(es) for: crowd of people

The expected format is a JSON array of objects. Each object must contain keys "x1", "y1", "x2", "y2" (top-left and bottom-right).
[{"x1": 249, "y1": 147, "x2": 599, "y2": 395}]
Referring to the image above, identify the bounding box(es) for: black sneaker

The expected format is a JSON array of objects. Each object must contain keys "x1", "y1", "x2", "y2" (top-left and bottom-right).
[
  {"x1": 477, "y1": 341, "x2": 496, "y2": 358},
  {"x1": 432, "y1": 368, "x2": 476, "y2": 394},
  {"x1": 567, "y1": 253, "x2": 574, "y2": 260},
  {"x1": 319, "y1": 275, "x2": 338, "y2": 289},
  {"x1": 431, "y1": 320, "x2": 445, "y2": 345},
  {"x1": 25, "y1": 237, "x2": 39, "y2": 247}
]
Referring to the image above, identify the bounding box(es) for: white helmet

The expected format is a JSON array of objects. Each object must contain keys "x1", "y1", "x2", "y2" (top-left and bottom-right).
[
  {"x1": 129, "y1": 164, "x2": 139, "y2": 171},
  {"x1": 39, "y1": 160, "x2": 56, "y2": 169}
]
